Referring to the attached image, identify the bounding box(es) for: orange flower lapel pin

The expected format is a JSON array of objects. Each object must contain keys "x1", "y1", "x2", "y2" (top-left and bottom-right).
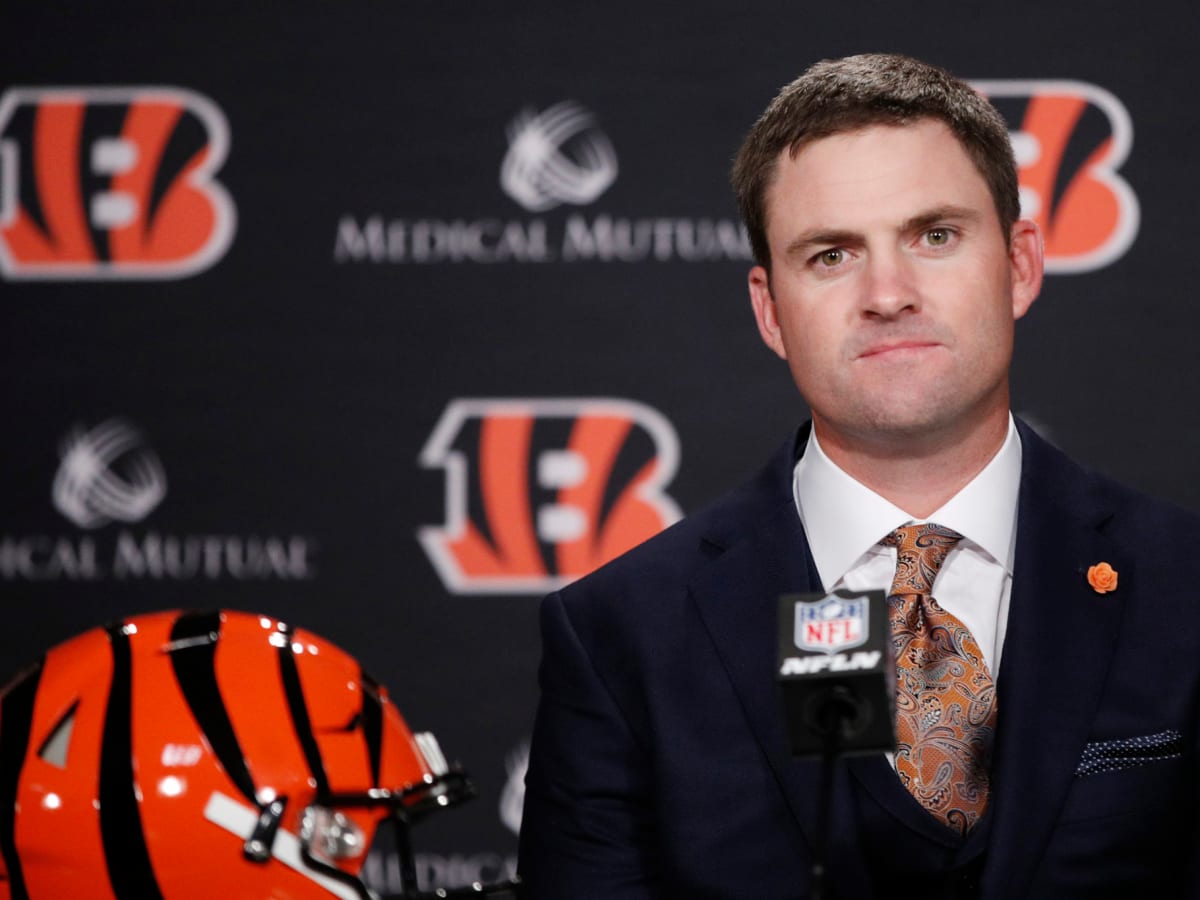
[{"x1": 1087, "y1": 562, "x2": 1118, "y2": 594}]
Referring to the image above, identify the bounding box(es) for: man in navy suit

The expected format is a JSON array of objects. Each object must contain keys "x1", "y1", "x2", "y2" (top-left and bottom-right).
[{"x1": 518, "y1": 53, "x2": 1200, "y2": 898}]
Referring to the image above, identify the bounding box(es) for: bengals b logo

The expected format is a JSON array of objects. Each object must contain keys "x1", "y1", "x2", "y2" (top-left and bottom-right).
[
  {"x1": 0, "y1": 86, "x2": 235, "y2": 279},
  {"x1": 974, "y1": 80, "x2": 1138, "y2": 273},
  {"x1": 419, "y1": 398, "x2": 682, "y2": 594}
]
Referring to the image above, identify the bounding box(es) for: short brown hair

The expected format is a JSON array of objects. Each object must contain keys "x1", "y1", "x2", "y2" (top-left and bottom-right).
[{"x1": 731, "y1": 53, "x2": 1020, "y2": 269}]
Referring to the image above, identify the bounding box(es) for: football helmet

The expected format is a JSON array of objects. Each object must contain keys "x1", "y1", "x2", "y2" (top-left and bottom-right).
[{"x1": 0, "y1": 609, "x2": 516, "y2": 899}]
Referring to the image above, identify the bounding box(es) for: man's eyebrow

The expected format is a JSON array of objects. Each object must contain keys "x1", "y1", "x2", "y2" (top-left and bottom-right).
[
  {"x1": 901, "y1": 205, "x2": 983, "y2": 232},
  {"x1": 782, "y1": 229, "x2": 861, "y2": 260}
]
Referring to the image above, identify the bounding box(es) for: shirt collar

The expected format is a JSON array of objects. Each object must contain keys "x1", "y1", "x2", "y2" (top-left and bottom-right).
[{"x1": 793, "y1": 415, "x2": 1022, "y2": 589}]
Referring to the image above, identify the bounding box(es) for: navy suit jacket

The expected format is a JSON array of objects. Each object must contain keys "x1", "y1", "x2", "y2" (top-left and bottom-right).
[{"x1": 519, "y1": 421, "x2": 1200, "y2": 898}]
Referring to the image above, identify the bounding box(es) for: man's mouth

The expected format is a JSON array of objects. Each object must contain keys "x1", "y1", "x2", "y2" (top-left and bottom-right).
[{"x1": 857, "y1": 340, "x2": 941, "y2": 359}]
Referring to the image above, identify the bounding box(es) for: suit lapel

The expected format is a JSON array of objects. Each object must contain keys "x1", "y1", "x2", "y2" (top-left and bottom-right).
[
  {"x1": 687, "y1": 431, "x2": 824, "y2": 842},
  {"x1": 686, "y1": 430, "x2": 872, "y2": 899},
  {"x1": 982, "y1": 423, "x2": 1130, "y2": 897}
]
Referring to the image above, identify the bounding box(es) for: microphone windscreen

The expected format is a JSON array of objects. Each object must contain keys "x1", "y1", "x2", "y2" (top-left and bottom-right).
[{"x1": 777, "y1": 589, "x2": 895, "y2": 757}]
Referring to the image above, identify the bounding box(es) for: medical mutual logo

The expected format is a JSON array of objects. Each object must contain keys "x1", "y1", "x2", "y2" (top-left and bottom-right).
[
  {"x1": 974, "y1": 80, "x2": 1138, "y2": 273},
  {"x1": 500, "y1": 102, "x2": 617, "y2": 212},
  {"x1": 0, "y1": 86, "x2": 235, "y2": 280},
  {"x1": 419, "y1": 398, "x2": 682, "y2": 594},
  {"x1": 334, "y1": 99, "x2": 749, "y2": 265},
  {"x1": 1, "y1": 418, "x2": 314, "y2": 582},
  {"x1": 52, "y1": 419, "x2": 166, "y2": 528}
]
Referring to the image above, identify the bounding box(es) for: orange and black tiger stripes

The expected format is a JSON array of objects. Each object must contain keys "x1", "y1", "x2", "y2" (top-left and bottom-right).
[
  {"x1": 0, "y1": 661, "x2": 42, "y2": 900},
  {"x1": 360, "y1": 674, "x2": 384, "y2": 788},
  {"x1": 167, "y1": 610, "x2": 259, "y2": 805},
  {"x1": 276, "y1": 622, "x2": 332, "y2": 801},
  {"x1": 98, "y1": 622, "x2": 165, "y2": 899}
]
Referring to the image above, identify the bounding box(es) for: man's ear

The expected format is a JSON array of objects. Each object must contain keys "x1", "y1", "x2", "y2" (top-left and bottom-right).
[
  {"x1": 749, "y1": 266, "x2": 787, "y2": 359},
  {"x1": 1009, "y1": 218, "x2": 1044, "y2": 320}
]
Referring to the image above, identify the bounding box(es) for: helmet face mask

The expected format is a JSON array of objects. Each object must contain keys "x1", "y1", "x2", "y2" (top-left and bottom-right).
[{"x1": 0, "y1": 609, "x2": 489, "y2": 900}]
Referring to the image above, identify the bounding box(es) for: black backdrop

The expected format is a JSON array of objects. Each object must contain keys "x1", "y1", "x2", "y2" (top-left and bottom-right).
[{"x1": 4, "y1": 2, "x2": 1199, "y2": 891}]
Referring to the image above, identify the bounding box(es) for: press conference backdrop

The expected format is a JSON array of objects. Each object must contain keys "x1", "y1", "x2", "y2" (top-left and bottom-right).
[{"x1": 3, "y1": 1, "x2": 1199, "y2": 892}]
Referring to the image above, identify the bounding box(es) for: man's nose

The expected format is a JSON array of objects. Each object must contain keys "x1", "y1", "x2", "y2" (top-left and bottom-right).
[{"x1": 860, "y1": 249, "x2": 919, "y2": 319}]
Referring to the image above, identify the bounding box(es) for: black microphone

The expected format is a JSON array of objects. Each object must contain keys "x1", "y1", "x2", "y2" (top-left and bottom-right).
[
  {"x1": 777, "y1": 589, "x2": 895, "y2": 758},
  {"x1": 778, "y1": 589, "x2": 896, "y2": 900}
]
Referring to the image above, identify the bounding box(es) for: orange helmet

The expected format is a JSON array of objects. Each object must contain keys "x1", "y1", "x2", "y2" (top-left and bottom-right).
[{"x1": 0, "y1": 609, "x2": 498, "y2": 899}]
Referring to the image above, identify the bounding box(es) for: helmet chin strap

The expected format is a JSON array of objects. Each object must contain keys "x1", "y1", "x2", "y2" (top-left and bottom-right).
[{"x1": 203, "y1": 792, "x2": 368, "y2": 900}]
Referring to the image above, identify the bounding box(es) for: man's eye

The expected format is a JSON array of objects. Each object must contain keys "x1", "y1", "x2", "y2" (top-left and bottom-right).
[
  {"x1": 817, "y1": 248, "x2": 844, "y2": 267},
  {"x1": 925, "y1": 228, "x2": 952, "y2": 246}
]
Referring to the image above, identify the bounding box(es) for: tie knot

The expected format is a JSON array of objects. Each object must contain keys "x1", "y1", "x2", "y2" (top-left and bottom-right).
[{"x1": 882, "y1": 523, "x2": 963, "y2": 597}]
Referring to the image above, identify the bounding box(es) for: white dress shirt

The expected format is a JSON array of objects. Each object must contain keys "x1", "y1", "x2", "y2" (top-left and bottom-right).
[{"x1": 792, "y1": 415, "x2": 1022, "y2": 679}]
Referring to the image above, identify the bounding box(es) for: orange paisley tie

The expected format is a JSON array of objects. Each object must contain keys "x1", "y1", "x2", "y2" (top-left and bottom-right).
[{"x1": 882, "y1": 523, "x2": 997, "y2": 835}]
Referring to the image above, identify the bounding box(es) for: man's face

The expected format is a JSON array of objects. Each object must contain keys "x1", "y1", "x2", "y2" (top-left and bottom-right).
[{"x1": 748, "y1": 119, "x2": 1042, "y2": 453}]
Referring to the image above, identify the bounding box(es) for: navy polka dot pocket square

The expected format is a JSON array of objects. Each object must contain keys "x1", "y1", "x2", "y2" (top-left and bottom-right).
[{"x1": 1075, "y1": 729, "x2": 1184, "y2": 777}]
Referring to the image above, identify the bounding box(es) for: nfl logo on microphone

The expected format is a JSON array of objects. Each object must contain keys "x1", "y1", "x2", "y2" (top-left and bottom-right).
[{"x1": 794, "y1": 595, "x2": 868, "y2": 655}]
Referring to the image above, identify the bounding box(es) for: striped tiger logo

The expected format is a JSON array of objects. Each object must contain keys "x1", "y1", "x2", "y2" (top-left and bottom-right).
[
  {"x1": 0, "y1": 87, "x2": 235, "y2": 280},
  {"x1": 419, "y1": 398, "x2": 683, "y2": 595},
  {"x1": 973, "y1": 80, "x2": 1138, "y2": 273}
]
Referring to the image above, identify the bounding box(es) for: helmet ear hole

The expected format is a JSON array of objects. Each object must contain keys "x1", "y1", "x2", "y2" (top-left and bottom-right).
[{"x1": 36, "y1": 699, "x2": 79, "y2": 768}]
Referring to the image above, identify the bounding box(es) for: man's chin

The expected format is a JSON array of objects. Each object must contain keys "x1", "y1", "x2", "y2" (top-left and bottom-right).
[{"x1": 824, "y1": 405, "x2": 979, "y2": 449}]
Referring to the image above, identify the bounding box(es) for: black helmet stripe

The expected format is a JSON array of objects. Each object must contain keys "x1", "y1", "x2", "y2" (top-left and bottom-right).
[
  {"x1": 167, "y1": 610, "x2": 259, "y2": 805},
  {"x1": 275, "y1": 624, "x2": 331, "y2": 800},
  {"x1": 360, "y1": 672, "x2": 384, "y2": 787},
  {"x1": 0, "y1": 660, "x2": 43, "y2": 900},
  {"x1": 99, "y1": 622, "x2": 165, "y2": 899}
]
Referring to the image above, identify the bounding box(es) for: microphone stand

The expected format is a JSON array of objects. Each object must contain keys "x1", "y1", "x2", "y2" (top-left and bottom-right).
[{"x1": 808, "y1": 685, "x2": 859, "y2": 900}]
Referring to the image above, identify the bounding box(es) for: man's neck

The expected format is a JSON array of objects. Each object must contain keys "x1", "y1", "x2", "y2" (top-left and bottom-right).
[{"x1": 812, "y1": 411, "x2": 1011, "y2": 519}]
